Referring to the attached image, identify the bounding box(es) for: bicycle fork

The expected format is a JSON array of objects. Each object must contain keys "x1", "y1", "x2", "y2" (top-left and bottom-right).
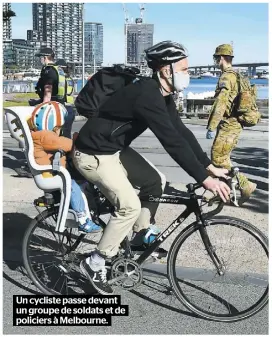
[{"x1": 198, "y1": 221, "x2": 226, "y2": 276}]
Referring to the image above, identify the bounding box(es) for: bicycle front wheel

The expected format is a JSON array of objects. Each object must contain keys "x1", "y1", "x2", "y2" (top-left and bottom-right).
[{"x1": 167, "y1": 216, "x2": 268, "y2": 322}]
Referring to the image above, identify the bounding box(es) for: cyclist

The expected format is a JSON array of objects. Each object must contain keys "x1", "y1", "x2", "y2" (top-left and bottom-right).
[
  {"x1": 72, "y1": 40, "x2": 231, "y2": 294},
  {"x1": 29, "y1": 101, "x2": 101, "y2": 233}
]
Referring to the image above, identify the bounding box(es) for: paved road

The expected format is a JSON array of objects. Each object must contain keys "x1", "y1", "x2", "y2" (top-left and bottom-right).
[{"x1": 3, "y1": 120, "x2": 268, "y2": 334}]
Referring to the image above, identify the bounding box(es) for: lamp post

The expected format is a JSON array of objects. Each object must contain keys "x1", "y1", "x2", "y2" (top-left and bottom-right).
[
  {"x1": 82, "y1": 3, "x2": 85, "y2": 87},
  {"x1": 93, "y1": 30, "x2": 96, "y2": 74}
]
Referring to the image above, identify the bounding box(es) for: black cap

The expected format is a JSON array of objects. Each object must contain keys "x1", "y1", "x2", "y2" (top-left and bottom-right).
[
  {"x1": 35, "y1": 47, "x2": 55, "y2": 57},
  {"x1": 55, "y1": 59, "x2": 68, "y2": 67}
]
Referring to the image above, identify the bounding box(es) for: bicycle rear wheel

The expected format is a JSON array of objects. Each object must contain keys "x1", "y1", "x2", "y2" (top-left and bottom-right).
[
  {"x1": 22, "y1": 207, "x2": 103, "y2": 295},
  {"x1": 167, "y1": 216, "x2": 268, "y2": 322}
]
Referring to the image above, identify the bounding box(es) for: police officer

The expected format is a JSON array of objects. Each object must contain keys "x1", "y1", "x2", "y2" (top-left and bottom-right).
[
  {"x1": 35, "y1": 47, "x2": 66, "y2": 105},
  {"x1": 23, "y1": 47, "x2": 67, "y2": 176},
  {"x1": 206, "y1": 44, "x2": 256, "y2": 205},
  {"x1": 36, "y1": 47, "x2": 74, "y2": 138},
  {"x1": 55, "y1": 59, "x2": 76, "y2": 138}
]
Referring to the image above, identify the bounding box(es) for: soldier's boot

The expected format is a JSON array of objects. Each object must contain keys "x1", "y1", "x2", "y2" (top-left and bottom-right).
[{"x1": 237, "y1": 173, "x2": 257, "y2": 206}]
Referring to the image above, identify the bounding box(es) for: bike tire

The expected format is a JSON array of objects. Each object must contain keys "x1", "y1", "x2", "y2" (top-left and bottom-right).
[
  {"x1": 22, "y1": 207, "x2": 103, "y2": 295},
  {"x1": 167, "y1": 216, "x2": 268, "y2": 322}
]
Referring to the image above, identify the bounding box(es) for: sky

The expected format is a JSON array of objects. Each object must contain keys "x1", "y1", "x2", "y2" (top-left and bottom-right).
[{"x1": 10, "y1": 2, "x2": 269, "y2": 66}]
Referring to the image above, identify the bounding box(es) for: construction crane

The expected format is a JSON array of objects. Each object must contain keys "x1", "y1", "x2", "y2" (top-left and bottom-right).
[
  {"x1": 122, "y1": 3, "x2": 129, "y2": 24},
  {"x1": 122, "y1": 3, "x2": 130, "y2": 64},
  {"x1": 139, "y1": 3, "x2": 145, "y2": 22}
]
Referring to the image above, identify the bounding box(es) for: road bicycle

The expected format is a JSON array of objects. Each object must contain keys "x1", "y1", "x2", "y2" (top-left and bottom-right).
[{"x1": 22, "y1": 167, "x2": 268, "y2": 322}]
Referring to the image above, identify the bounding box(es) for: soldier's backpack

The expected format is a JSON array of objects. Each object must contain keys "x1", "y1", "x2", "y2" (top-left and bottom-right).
[
  {"x1": 75, "y1": 65, "x2": 145, "y2": 119},
  {"x1": 234, "y1": 72, "x2": 261, "y2": 127}
]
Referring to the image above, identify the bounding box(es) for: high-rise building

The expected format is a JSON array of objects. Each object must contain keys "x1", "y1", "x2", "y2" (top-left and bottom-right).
[
  {"x1": 3, "y1": 3, "x2": 12, "y2": 40},
  {"x1": 32, "y1": 3, "x2": 47, "y2": 41},
  {"x1": 125, "y1": 18, "x2": 154, "y2": 68},
  {"x1": 27, "y1": 30, "x2": 47, "y2": 68},
  {"x1": 27, "y1": 29, "x2": 41, "y2": 42},
  {"x1": 31, "y1": 3, "x2": 83, "y2": 63},
  {"x1": 84, "y1": 22, "x2": 103, "y2": 71},
  {"x1": 3, "y1": 39, "x2": 35, "y2": 69}
]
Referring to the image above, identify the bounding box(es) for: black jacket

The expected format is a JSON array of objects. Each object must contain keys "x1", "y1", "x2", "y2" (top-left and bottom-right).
[
  {"x1": 36, "y1": 64, "x2": 62, "y2": 102},
  {"x1": 75, "y1": 79, "x2": 211, "y2": 183}
]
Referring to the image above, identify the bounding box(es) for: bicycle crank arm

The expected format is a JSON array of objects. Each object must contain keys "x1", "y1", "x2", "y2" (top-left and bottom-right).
[{"x1": 108, "y1": 270, "x2": 137, "y2": 285}]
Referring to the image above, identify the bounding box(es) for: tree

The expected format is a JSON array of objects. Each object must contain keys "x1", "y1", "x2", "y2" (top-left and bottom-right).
[{"x1": 3, "y1": 9, "x2": 16, "y2": 22}]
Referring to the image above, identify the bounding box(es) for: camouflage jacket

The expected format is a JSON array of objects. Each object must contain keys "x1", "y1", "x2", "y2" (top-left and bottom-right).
[{"x1": 207, "y1": 68, "x2": 239, "y2": 131}]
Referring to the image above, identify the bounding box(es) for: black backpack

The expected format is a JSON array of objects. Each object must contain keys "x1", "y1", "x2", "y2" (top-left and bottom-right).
[{"x1": 75, "y1": 65, "x2": 146, "y2": 119}]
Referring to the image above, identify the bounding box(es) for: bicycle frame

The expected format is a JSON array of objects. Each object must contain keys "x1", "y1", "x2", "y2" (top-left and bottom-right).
[
  {"x1": 40, "y1": 184, "x2": 226, "y2": 274},
  {"x1": 123, "y1": 193, "x2": 225, "y2": 275},
  {"x1": 134, "y1": 194, "x2": 202, "y2": 265}
]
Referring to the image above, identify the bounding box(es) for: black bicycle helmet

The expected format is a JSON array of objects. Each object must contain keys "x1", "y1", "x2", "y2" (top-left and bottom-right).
[{"x1": 145, "y1": 40, "x2": 188, "y2": 70}]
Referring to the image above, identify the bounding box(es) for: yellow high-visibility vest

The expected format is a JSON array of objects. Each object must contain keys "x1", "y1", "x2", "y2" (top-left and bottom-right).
[{"x1": 66, "y1": 76, "x2": 74, "y2": 104}]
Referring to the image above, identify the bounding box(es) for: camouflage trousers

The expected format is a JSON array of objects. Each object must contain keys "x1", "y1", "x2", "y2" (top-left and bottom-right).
[{"x1": 211, "y1": 118, "x2": 250, "y2": 189}]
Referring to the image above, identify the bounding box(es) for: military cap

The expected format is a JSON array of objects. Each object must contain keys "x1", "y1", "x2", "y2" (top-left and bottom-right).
[{"x1": 213, "y1": 44, "x2": 234, "y2": 57}]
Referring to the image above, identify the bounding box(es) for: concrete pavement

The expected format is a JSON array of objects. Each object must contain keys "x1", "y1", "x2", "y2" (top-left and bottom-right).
[{"x1": 3, "y1": 120, "x2": 268, "y2": 334}]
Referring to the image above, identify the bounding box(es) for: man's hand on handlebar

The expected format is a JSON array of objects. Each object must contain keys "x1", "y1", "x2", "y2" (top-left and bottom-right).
[
  {"x1": 202, "y1": 176, "x2": 230, "y2": 203},
  {"x1": 206, "y1": 164, "x2": 229, "y2": 180}
]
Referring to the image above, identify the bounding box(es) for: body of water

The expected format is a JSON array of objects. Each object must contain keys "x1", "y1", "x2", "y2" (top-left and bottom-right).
[
  {"x1": 3, "y1": 77, "x2": 268, "y2": 99},
  {"x1": 183, "y1": 77, "x2": 268, "y2": 99},
  {"x1": 74, "y1": 77, "x2": 268, "y2": 99}
]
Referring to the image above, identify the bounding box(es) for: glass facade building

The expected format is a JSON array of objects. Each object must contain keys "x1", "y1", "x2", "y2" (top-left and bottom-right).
[
  {"x1": 126, "y1": 20, "x2": 154, "y2": 66},
  {"x1": 84, "y1": 22, "x2": 103, "y2": 70}
]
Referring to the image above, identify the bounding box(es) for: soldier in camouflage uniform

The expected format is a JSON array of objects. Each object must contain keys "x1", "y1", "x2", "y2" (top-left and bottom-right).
[{"x1": 206, "y1": 44, "x2": 256, "y2": 205}]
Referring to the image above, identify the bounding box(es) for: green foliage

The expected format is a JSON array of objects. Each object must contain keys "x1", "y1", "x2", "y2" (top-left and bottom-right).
[
  {"x1": 3, "y1": 101, "x2": 29, "y2": 107},
  {"x1": 3, "y1": 9, "x2": 16, "y2": 21}
]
